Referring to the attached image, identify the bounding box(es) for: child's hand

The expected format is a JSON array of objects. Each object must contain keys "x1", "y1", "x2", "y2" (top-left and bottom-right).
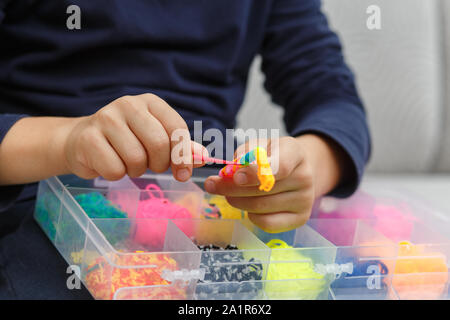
[
  {"x1": 204, "y1": 135, "x2": 348, "y2": 233},
  {"x1": 62, "y1": 94, "x2": 205, "y2": 182}
]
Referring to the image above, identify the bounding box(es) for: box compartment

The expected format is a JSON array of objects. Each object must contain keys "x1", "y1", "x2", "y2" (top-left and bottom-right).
[
  {"x1": 34, "y1": 173, "x2": 450, "y2": 300},
  {"x1": 172, "y1": 219, "x2": 270, "y2": 299}
]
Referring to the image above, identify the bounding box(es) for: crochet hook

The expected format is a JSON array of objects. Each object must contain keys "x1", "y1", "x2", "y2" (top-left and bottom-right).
[{"x1": 192, "y1": 153, "x2": 236, "y2": 165}]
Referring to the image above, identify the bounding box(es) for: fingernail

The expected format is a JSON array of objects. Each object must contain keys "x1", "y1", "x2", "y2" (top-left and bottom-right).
[
  {"x1": 235, "y1": 172, "x2": 248, "y2": 185},
  {"x1": 177, "y1": 168, "x2": 190, "y2": 181},
  {"x1": 204, "y1": 180, "x2": 216, "y2": 193}
]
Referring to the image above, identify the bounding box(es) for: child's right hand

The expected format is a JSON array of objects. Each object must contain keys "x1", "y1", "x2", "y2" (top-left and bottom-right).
[{"x1": 62, "y1": 93, "x2": 206, "y2": 182}]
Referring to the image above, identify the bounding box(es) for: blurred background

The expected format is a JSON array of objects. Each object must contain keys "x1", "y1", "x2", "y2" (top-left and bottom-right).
[{"x1": 236, "y1": 0, "x2": 450, "y2": 214}]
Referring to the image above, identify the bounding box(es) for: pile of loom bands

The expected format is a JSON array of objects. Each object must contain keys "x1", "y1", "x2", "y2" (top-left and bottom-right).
[
  {"x1": 371, "y1": 203, "x2": 417, "y2": 241},
  {"x1": 331, "y1": 257, "x2": 389, "y2": 296},
  {"x1": 174, "y1": 192, "x2": 202, "y2": 217},
  {"x1": 390, "y1": 241, "x2": 448, "y2": 300},
  {"x1": 74, "y1": 192, "x2": 129, "y2": 218},
  {"x1": 265, "y1": 239, "x2": 327, "y2": 300},
  {"x1": 202, "y1": 195, "x2": 247, "y2": 220},
  {"x1": 36, "y1": 191, "x2": 131, "y2": 245},
  {"x1": 85, "y1": 252, "x2": 182, "y2": 300},
  {"x1": 316, "y1": 191, "x2": 417, "y2": 241},
  {"x1": 35, "y1": 192, "x2": 63, "y2": 241},
  {"x1": 134, "y1": 184, "x2": 194, "y2": 249},
  {"x1": 195, "y1": 243, "x2": 264, "y2": 300},
  {"x1": 219, "y1": 147, "x2": 275, "y2": 192},
  {"x1": 75, "y1": 192, "x2": 131, "y2": 246}
]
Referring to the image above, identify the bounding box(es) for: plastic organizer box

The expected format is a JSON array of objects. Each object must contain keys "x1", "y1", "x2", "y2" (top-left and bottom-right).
[{"x1": 34, "y1": 172, "x2": 450, "y2": 300}]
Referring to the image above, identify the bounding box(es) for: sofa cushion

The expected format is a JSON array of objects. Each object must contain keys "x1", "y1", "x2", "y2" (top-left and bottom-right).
[{"x1": 436, "y1": 0, "x2": 450, "y2": 172}]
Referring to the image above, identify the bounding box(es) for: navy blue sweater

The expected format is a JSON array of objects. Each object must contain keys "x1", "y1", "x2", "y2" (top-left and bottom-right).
[{"x1": 0, "y1": 0, "x2": 370, "y2": 299}]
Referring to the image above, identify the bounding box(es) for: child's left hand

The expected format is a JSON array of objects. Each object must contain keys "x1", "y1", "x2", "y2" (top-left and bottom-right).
[{"x1": 204, "y1": 134, "x2": 348, "y2": 233}]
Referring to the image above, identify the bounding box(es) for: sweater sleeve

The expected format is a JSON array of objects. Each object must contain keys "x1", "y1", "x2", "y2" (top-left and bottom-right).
[
  {"x1": 0, "y1": 114, "x2": 30, "y2": 211},
  {"x1": 0, "y1": 1, "x2": 32, "y2": 211},
  {"x1": 260, "y1": 0, "x2": 371, "y2": 197},
  {"x1": 0, "y1": 0, "x2": 11, "y2": 23}
]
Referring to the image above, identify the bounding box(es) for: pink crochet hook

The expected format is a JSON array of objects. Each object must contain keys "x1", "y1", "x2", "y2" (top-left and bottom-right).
[{"x1": 192, "y1": 153, "x2": 236, "y2": 165}]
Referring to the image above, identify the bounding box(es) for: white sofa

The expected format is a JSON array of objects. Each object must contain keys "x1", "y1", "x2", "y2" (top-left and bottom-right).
[{"x1": 236, "y1": 0, "x2": 450, "y2": 215}]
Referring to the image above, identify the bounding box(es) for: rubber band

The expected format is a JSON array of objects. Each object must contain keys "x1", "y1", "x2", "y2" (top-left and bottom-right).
[
  {"x1": 85, "y1": 252, "x2": 181, "y2": 300},
  {"x1": 202, "y1": 195, "x2": 247, "y2": 220},
  {"x1": 391, "y1": 240, "x2": 448, "y2": 299},
  {"x1": 195, "y1": 242, "x2": 264, "y2": 299},
  {"x1": 254, "y1": 147, "x2": 275, "y2": 192},
  {"x1": 144, "y1": 184, "x2": 165, "y2": 199},
  {"x1": 35, "y1": 192, "x2": 61, "y2": 241},
  {"x1": 134, "y1": 184, "x2": 194, "y2": 249},
  {"x1": 219, "y1": 147, "x2": 275, "y2": 192},
  {"x1": 266, "y1": 239, "x2": 291, "y2": 249},
  {"x1": 331, "y1": 257, "x2": 388, "y2": 296},
  {"x1": 265, "y1": 239, "x2": 326, "y2": 299}
]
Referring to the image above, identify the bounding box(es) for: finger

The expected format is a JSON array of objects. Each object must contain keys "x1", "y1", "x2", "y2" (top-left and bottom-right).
[
  {"x1": 84, "y1": 131, "x2": 127, "y2": 181},
  {"x1": 99, "y1": 118, "x2": 148, "y2": 178},
  {"x1": 102, "y1": 96, "x2": 172, "y2": 174},
  {"x1": 233, "y1": 165, "x2": 262, "y2": 187},
  {"x1": 192, "y1": 141, "x2": 209, "y2": 168},
  {"x1": 229, "y1": 137, "x2": 305, "y2": 187},
  {"x1": 204, "y1": 174, "x2": 299, "y2": 197},
  {"x1": 140, "y1": 94, "x2": 193, "y2": 181},
  {"x1": 122, "y1": 105, "x2": 171, "y2": 174},
  {"x1": 169, "y1": 128, "x2": 193, "y2": 181},
  {"x1": 225, "y1": 190, "x2": 305, "y2": 214},
  {"x1": 266, "y1": 137, "x2": 305, "y2": 180},
  {"x1": 247, "y1": 211, "x2": 310, "y2": 233}
]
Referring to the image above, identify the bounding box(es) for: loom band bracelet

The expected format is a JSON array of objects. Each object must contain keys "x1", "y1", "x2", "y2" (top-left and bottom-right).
[
  {"x1": 218, "y1": 148, "x2": 275, "y2": 191},
  {"x1": 218, "y1": 148, "x2": 258, "y2": 178},
  {"x1": 219, "y1": 162, "x2": 246, "y2": 178}
]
